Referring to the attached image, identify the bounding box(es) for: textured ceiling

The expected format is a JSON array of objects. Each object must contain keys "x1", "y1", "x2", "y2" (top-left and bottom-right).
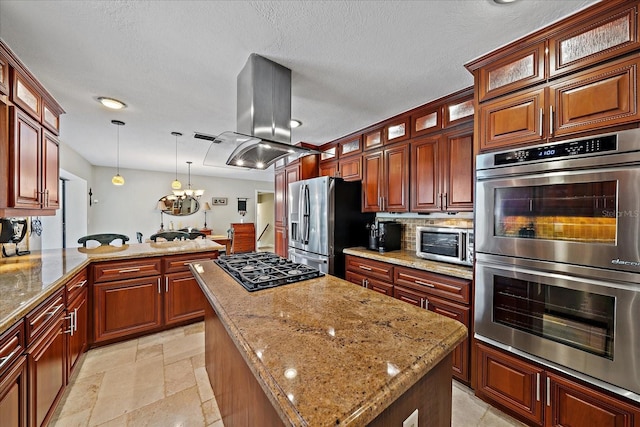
[{"x1": 0, "y1": 0, "x2": 598, "y2": 182}]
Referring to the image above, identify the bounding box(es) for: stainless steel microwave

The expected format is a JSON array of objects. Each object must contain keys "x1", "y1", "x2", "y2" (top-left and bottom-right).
[{"x1": 416, "y1": 226, "x2": 473, "y2": 266}]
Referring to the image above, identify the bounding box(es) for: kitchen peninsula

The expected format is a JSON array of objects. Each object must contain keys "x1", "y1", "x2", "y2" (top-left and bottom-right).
[{"x1": 191, "y1": 259, "x2": 467, "y2": 427}]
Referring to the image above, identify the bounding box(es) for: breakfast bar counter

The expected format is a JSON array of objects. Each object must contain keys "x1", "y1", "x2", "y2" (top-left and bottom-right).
[
  {"x1": 191, "y1": 259, "x2": 468, "y2": 426},
  {"x1": 0, "y1": 239, "x2": 224, "y2": 334}
]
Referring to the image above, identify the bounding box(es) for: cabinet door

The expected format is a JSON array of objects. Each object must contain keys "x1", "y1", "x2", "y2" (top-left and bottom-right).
[
  {"x1": 385, "y1": 116, "x2": 410, "y2": 145},
  {"x1": 550, "y1": 56, "x2": 640, "y2": 138},
  {"x1": 319, "y1": 161, "x2": 338, "y2": 178},
  {"x1": 274, "y1": 169, "x2": 286, "y2": 227},
  {"x1": 164, "y1": 272, "x2": 205, "y2": 326},
  {"x1": 93, "y1": 276, "x2": 163, "y2": 343},
  {"x1": 426, "y1": 295, "x2": 470, "y2": 383},
  {"x1": 0, "y1": 356, "x2": 27, "y2": 427},
  {"x1": 362, "y1": 150, "x2": 383, "y2": 212},
  {"x1": 339, "y1": 156, "x2": 362, "y2": 181},
  {"x1": 411, "y1": 106, "x2": 442, "y2": 138},
  {"x1": 545, "y1": 372, "x2": 640, "y2": 427},
  {"x1": 345, "y1": 255, "x2": 394, "y2": 283},
  {"x1": 411, "y1": 136, "x2": 440, "y2": 212},
  {"x1": 28, "y1": 314, "x2": 66, "y2": 427},
  {"x1": 442, "y1": 128, "x2": 474, "y2": 212},
  {"x1": 479, "y1": 87, "x2": 546, "y2": 152},
  {"x1": 476, "y1": 342, "x2": 544, "y2": 426},
  {"x1": 384, "y1": 143, "x2": 409, "y2": 213},
  {"x1": 42, "y1": 131, "x2": 59, "y2": 209},
  {"x1": 274, "y1": 225, "x2": 287, "y2": 258},
  {"x1": 548, "y1": 4, "x2": 640, "y2": 78},
  {"x1": 67, "y1": 288, "x2": 87, "y2": 376},
  {"x1": 0, "y1": 52, "x2": 8, "y2": 95},
  {"x1": 363, "y1": 127, "x2": 384, "y2": 151},
  {"x1": 11, "y1": 107, "x2": 41, "y2": 209}
]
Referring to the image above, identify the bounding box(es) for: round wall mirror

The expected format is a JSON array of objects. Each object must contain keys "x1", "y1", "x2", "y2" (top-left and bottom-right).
[{"x1": 158, "y1": 195, "x2": 200, "y2": 216}]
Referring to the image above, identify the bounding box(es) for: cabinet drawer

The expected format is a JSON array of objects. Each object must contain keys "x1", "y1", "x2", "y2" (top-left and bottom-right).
[
  {"x1": 345, "y1": 255, "x2": 394, "y2": 282},
  {"x1": 345, "y1": 270, "x2": 393, "y2": 296},
  {"x1": 394, "y1": 266, "x2": 470, "y2": 304},
  {"x1": 65, "y1": 269, "x2": 88, "y2": 303},
  {"x1": 93, "y1": 258, "x2": 162, "y2": 283},
  {"x1": 25, "y1": 287, "x2": 65, "y2": 345},
  {"x1": 163, "y1": 251, "x2": 219, "y2": 274},
  {"x1": 0, "y1": 320, "x2": 24, "y2": 377}
]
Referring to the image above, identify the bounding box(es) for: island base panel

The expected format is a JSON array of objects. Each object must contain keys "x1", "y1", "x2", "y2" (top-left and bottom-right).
[
  {"x1": 204, "y1": 305, "x2": 284, "y2": 427},
  {"x1": 204, "y1": 303, "x2": 454, "y2": 427}
]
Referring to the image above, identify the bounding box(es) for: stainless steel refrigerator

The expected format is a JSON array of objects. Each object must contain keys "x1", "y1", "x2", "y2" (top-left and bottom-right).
[{"x1": 288, "y1": 176, "x2": 374, "y2": 277}]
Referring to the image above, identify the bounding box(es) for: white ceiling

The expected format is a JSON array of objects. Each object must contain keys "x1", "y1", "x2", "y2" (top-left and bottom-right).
[{"x1": 0, "y1": 0, "x2": 598, "y2": 182}]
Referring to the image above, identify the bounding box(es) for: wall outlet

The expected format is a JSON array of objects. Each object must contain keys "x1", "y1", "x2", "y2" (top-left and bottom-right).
[{"x1": 403, "y1": 409, "x2": 418, "y2": 427}]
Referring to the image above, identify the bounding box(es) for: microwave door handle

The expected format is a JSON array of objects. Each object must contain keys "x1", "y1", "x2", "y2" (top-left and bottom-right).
[{"x1": 459, "y1": 231, "x2": 465, "y2": 262}]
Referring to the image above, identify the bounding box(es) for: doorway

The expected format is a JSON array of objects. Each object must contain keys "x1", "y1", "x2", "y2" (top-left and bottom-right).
[{"x1": 255, "y1": 190, "x2": 275, "y2": 252}]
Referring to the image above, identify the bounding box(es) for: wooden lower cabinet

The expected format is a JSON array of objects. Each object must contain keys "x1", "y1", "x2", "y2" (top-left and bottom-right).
[
  {"x1": 0, "y1": 356, "x2": 27, "y2": 427},
  {"x1": 345, "y1": 270, "x2": 393, "y2": 296},
  {"x1": 93, "y1": 276, "x2": 163, "y2": 343},
  {"x1": 475, "y1": 342, "x2": 640, "y2": 427},
  {"x1": 27, "y1": 314, "x2": 66, "y2": 427},
  {"x1": 164, "y1": 272, "x2": 205, "y2": 326},
  {"x1": 66, "y1": 288, "x2": 87, "y2": 376}
]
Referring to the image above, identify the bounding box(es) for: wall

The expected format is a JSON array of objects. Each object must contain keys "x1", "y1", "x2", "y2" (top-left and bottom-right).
[
  {"x1": 256, "y1": 192, "x2": 275, "y2": 248},
  {"x1": 90, "y1": 166, "x2": 273, "y2": 242}
]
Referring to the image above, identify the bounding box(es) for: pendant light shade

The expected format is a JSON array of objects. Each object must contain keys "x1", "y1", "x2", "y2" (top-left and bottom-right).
[
  {"x1": 111, "y1": 120, "x2": 125, "y2": 186},
  {"x1": 171, "y1": 131, "x2": 182, "y2": 190},
  {"x1": 184, "y1": 161, "x2": 204, "y2": 198}
]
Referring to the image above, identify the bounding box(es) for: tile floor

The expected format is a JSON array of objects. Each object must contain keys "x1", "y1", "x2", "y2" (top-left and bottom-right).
[{"x1": 50, "y1": 322, "x2": 525, "y2": 427}]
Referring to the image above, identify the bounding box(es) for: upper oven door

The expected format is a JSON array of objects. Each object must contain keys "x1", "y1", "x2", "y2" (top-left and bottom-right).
[{"x1": 476, "y1": 165, "x2": 640, "y2": 273}]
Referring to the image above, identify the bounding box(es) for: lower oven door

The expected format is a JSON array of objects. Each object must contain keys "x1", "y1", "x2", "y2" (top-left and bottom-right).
[{"x1": 475, "y1": 253, "x2": 640, "y2": 398}]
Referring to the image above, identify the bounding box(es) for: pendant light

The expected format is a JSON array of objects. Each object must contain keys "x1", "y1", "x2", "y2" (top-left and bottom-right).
[
  {"x1": 184, "y1": 161, "x2": 205, "y2": 198},
  {"x1": 170, "y1": 132, "x2": 182, "y2": 191},
  {"x1": 111, "y1": 120, "x2": 125, "y2": 186}
]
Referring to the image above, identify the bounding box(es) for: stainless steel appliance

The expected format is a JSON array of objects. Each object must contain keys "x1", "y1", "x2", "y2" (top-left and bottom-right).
[
  {"x1": 367, "y1": 221, "x2": 402, "y2": 253},
  {"x1": 416, "y1": 226, "x2": 473, "y2": 266},
  {"x1": 215, "y1": 252, "x2": 323, "y2": 292},
  {"x1": 288, "y1": 176, "x2": 374, "y2": 277},
  {"x1": 475, "y1": 129, "x2": 640, "y2": 402}
]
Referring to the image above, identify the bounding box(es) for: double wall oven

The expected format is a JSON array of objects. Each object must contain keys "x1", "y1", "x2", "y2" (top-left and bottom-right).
[{"x1": 475, "y1": 129, "x2": 640, "y2": 402}]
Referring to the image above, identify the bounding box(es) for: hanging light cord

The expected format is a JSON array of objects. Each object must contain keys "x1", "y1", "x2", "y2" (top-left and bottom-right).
[
  {"x1": 116, "y1": 124, "x2": 120, "y2": 175},
  {"x1": 175, "y1": 135, "x2": 178, "y2": 180}
]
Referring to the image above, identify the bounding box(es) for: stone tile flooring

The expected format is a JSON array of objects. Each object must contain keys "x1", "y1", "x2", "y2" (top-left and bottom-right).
[{"x1": 50, "y1": 322, "x2": 525, "y2": 426}]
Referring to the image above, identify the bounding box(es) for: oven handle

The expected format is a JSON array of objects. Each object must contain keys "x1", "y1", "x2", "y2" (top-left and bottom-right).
[{"x1": 458, "y1": 231, "x2": 466, "y2": 263}]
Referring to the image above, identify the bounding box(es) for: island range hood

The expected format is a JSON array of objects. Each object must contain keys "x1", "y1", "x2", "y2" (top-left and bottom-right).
[{"x1": 204, "y1": 54, "x2": 318, "y2": 169}]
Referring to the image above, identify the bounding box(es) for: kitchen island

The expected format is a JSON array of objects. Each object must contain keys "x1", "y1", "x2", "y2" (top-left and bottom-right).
[{"x1": 191, "y1": 259, "x2": 467, "y2": 427}]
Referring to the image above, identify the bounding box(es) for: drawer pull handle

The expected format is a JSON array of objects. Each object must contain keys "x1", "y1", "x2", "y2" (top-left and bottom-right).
[
  {"x1": 118, "y1": 267, "x2": 141, "y2": 273},
  {"x1": 0, "y1": 348, "x2": 19, "y2": 371},
  {"x1": 359, "y1": 265, "x2": 372, "y2": 271},
  {"x1": 415, "y1": 280, "x2": 434, "y2": 288},
  {"x1": 71, "y1": 279, "x2": 87, "y2": 290}
]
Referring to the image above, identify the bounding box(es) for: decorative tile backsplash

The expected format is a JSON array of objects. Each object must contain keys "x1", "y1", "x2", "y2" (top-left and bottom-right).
[{"x1": 380, "y1": 217, "x2": 473, "y2": 251}]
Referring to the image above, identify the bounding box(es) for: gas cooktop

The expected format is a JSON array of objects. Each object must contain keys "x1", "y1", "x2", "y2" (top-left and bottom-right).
[{"x1": 215, "y1": 252, "x2": 323, "y2": 292}]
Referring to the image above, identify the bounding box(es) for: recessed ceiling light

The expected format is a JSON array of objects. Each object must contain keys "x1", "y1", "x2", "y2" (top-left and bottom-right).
[
  {"x1": 98, "y1": 97, "x2": 127, "y2": 110},
  {"x1": 493, "y1": 0, "x2": 518, "y2": 3},
  {"x1": 290, "y1": 119, "x2": 302, "y2": 128}
]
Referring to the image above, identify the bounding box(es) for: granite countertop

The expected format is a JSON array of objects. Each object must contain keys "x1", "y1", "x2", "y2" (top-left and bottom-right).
[
  {"x1": 0, "y1": 240, "x2": 224, "y2": 335},
  {"x1": 191, "y1": 260, "x2": 468, "y2": 427},
  {"x1": 343, "y1": 247, "x2": 473, "y2": 280}
]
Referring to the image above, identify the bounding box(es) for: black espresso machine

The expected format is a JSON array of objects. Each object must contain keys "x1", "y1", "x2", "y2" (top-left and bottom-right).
[
  {"x1": 367, "y1": 221, "x2": 402, "y2": 253},
  {"x1": 0, "y1": 218, "x2": 30, "y2": 256}
]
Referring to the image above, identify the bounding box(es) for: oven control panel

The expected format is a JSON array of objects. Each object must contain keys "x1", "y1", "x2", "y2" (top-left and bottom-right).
[{"x1": 494, "y1": 135, "x2": 617, "y2": 165}]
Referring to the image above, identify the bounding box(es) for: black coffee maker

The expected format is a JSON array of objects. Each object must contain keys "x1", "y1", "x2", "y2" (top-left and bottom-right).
[
  {"x1": 367, "y1": 221, "x2": 402, "y2": 253},
  {"x1": 0, "y1": 218, "x2": 30, "y2": 256}
]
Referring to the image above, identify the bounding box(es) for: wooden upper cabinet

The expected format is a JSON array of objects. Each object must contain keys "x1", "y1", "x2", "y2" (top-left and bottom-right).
[
  {"x1": 12, "y1": 72, "x2": 42, "y2": 122},
  {"x1": 479, "y1": 87, "x2": 546, "y2": 152},
  {"x1": 42, "y1": 131, "x2": 59, "y2": 209},
  {"x1": 363, "y1": 127, "x2": 384, "y2": 151},
  {"x1": 42, "y1": 101, "x2": 62, "y2": 135},
  {"x1": 444, "y1": 96, "x2": 475, "y2": 128},
  {"x1": 318, "y1": 160, "x2": 338, "y2": 178},
  {"x1": 385, "y1": 116, "x2": 410, "y2": 144},
  {"x1": 12, "y1": 107, "x2": 42, "y2": 209},
  {"x1": 339, "y1": 135, "x2": 362, "y2": 157},
  {"x1": 411, "y1": 136, "x2": 439, "y2": 212},
  {"x1": 477, "y1": 42, "x2": 547, "y2": 102},
  {"x1": 548, "y1": 3, "x2": 640, "y2": 78},
  {"x1": 412, "y1": 106, "x2": 442, "y2": 137},
  {"x1": 442, "y1": 128, "x2": 474, "y2": 212},
  {"x1": 550, "y1": 55, "x2": 640, "y2": 138},
  {"x1": 384, "y1": 143, "x2": 410, "y2": 212},
  {"x1": 0, "y1": 52, "x2": 7, "y2": 96},
  {"x1": 339, "y1": 155, "x2": 362, "y2": 181},
  {"x1": 361, "y1": 150, "x2": 384, "y2": 212}
]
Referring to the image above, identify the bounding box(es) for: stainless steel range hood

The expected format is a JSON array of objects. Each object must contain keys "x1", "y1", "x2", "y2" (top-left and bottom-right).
[{"x1": 204, "y1": 54, "x2": 318, "y2": 169}]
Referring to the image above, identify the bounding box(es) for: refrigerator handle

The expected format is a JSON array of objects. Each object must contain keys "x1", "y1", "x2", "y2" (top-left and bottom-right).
[{"x1": 303, "y1": 184, "x2": 311, "y2": 244}]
